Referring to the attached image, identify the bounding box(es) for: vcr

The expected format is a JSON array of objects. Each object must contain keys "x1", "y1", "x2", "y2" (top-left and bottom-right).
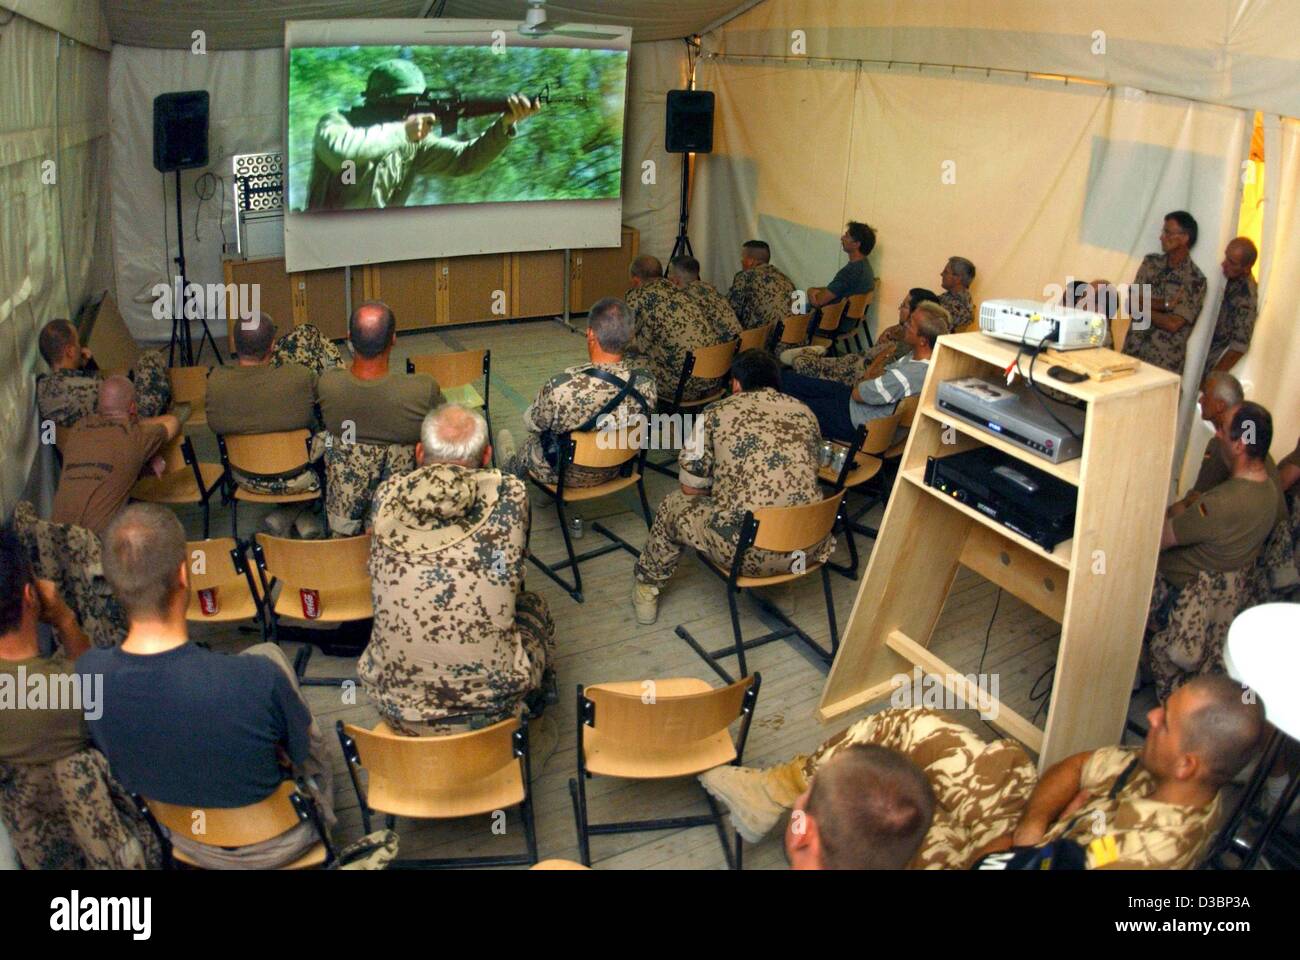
[{"x1": 923, "y1": 446, "x2": 1077, "y2": 551}]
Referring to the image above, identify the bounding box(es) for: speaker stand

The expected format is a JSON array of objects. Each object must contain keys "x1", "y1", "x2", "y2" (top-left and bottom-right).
[
  {"x1": 167, "y1": 168, "x2": 223, "y2": 368},
  {"x1": 668, "y1": 152, "x2": 695, "y2": 265}
]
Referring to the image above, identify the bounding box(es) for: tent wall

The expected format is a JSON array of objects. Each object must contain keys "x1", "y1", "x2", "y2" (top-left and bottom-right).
[
  {"x1": 108, "y1": 39, "x2": 687, "y2": 340},
  {"x1": 0, "y1": 13, "x2": 112, "y2": 519}
]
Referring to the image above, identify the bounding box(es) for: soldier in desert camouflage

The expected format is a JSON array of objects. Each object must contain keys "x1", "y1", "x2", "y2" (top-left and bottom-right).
[
  {"x1": 499, "y1": 297, "x2": 655, "y2": 489},
  {"x1": 727, "y1": 240, "x2": 796, "y2": 331},
  {"x1": 633, "y1": 350, "x2": 831, "y2": 624},
  {"x1": 1123, "y1": 211, "x2": 1208, "y2": 373},
  {"x1": 360, "y1": 404, "x2": 555, "y2": 735},
  {"x1": 624, "y1": 254, "x2": 733, "y2": 404},
  {"x1": 36, "y1": 319, "x2": 171, "y2": 431},
  {"x1": 668, "y1": 255, "x2": 742, "y2": 341},
  {"x1": 937, "y1": 257, "x2": 976, "y2": 333}
]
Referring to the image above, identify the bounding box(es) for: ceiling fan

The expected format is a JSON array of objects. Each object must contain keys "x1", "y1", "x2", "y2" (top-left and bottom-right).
[{"x1": 517, "y1": 1, "x2": 622, "y2": 41}]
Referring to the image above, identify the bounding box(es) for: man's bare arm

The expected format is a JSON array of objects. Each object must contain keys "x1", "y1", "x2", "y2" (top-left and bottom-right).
[
  {"x1": 1213, "y1": 348, "x2": 1244, "y2": 373},
  {"x1": 36, "y1": 580, "x2": 91, "y2": 660},
  {"x1": 142, "y1": 413, "x2": 182, "y2": 442},
  {"x1": 1011, "y1": 750, "x2": 1092, "y2": 846},
  {"x1": 1160, "y1": 517, "x2": 1179, "y2": 550}
]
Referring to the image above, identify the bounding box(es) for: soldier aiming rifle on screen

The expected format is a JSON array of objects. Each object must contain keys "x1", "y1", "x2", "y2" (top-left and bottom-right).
[{"x1": 307, "y1": 58, "x2": 542, "y2": 210}]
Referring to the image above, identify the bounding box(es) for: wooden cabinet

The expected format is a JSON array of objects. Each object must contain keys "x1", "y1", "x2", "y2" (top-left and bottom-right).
[
  {"x1": 569, "y1": 226, "x2": 639, "y2": 314},
  {"x1": 818, "y1": 333, "x2": 1181, "y2": 769},
  {"x1": 222, "y1": 257, "x2": 346, "y2": 352}
]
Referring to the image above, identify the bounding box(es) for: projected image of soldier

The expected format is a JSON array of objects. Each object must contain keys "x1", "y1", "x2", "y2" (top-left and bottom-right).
[{"x1": 307, "y1": 58, "x2": 541, "y2": 210}]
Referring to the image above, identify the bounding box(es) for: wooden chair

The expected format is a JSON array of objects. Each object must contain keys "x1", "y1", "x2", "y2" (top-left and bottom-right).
[
  {"x1": 770, "y1": 312, "x2": 813, "y2": 352},
  {"x1": 184, "y1": 537, "x2": 264, "y2": 635},
  {"x1": 647, "y1": 337, "x2": 739, "y2": 478},
  {"x1": 808, "y1": 299, "x2": 848, "y2": 348},
  {"x1": 337, "y1": 716, "x2": 538, "y2": 869},
  {"x1": 130, "y1": 434, "x2": 223, "y2": 538},
  {"x1": 252, "y1": 533, "x2": 372, "y2": 685},
  {"x1": 825, "y1": 286, "x2": 877, "y2": 355},
  {"x1": 217, "y1": 429, "x2": 320, "y2": 539},
  {"x1": 847, "y1": 394, "x2": 920, "y2": 540},
  {"x1": 167, "y1": 365, "x2": 210, "y2": 429},
  {"x1": 737, "y1": 320, "x2": 774, "y2": 354},
  {"x1": 527, "y1": 429, "x2": 652, "y2": 603},
  {"x1": 407, "y1": 348, "x2": 493, "y2": 454},
  {"x1": 135, "y1": 780, "x2": 334, "y2": 870},
  {"x1": 676, "y1": 493, "x2": 846, "y2": 683},
  {"x1": 819, "y1": 412, "x2": 901, "y2": 579},
  {"x1": 569, "y1": 674, "x2": 761, "y2": 869}
]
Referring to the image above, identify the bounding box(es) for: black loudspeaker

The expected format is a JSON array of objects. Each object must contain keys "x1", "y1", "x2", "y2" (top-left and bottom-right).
[
  {"x1": 665, "y1": 89, "x2": 715, "y2": 154},
  {"x1": 153, "y1": 91, "x2": 210, "y2": 172}
]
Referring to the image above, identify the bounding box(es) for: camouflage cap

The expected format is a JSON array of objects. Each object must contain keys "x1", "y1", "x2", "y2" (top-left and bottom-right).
[{"x1": 365, "y1": 59, "x2": 427, "y2": 100}]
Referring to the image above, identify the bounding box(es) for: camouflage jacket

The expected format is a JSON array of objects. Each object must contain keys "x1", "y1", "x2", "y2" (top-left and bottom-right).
[
  {"x1": 36, "y1": 347, "x2": 171, "y2": 429},
  {"x1": 938, "y1": 289, "x2": 972, "y2": 332},
  {"x1": 678, "y1": 387, "x2": 823, "y2": 543},
  {"x1": 1123, "y1": 253, "x2": 1208, "y2": 373},
  {"x1": 684, "y1": 279, "x2": 743, "y2": 341},
  {"x1": 626, "y1": 277, "x2": 731, "y2": 402},
  {"x1": 1039, "y1": 746, "x2": 1223, "y2": 869},
  {"x1": 271, "y1": 323, "x2": 346, "y2": 375},
  {"x1": 359, "y1": 465, "x2": 537, "y2": 722},
  {"x1": 728, "y1": 263, "x2": 796, "y2": 330},
  {"x1": 1202, "y1": 273, "x2": 1257, "y2": 379}
]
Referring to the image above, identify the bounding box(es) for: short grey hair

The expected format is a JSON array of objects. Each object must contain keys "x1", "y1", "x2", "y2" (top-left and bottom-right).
[
  {"x1": 1205, "y1": 372, "x2": 1244, "y2": 408},
  {"x1": 421, "y1": 403, "x2": 489, "y2": 465},
  {"x1": 947, "y1": 256, "x2": 976, "y2": 286},
  {"x1": 103, "y1": 504, "x2": 187, "y2": 621},
  {"x1": 588, "y1": 297, "x2": 634, "y2": 354}
]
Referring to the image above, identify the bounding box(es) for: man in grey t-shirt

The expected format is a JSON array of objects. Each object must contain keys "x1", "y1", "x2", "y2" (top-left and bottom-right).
[{"x1": 807, "y1": 221, "x2": 876, "y2": 312}]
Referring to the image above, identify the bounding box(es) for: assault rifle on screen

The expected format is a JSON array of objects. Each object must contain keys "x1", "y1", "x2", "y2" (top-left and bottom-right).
[{"x1": 408, "y1": 82, "x2": 588, "y2": 135}]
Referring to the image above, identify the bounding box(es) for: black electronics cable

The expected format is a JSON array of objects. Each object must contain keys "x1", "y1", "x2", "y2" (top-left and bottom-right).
[{"x1": 977, "y1": 587, "x2": 1002, "y2": 674}]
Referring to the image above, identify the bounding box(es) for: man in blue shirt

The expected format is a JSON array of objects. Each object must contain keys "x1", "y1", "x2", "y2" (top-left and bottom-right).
[{"x1": 82, "y1": 504, "x2": 334, "y2": 868}]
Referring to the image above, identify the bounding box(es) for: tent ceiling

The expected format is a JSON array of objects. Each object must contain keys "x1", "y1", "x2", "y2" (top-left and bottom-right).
[{"x1": 101, "y1": 0, "x2": 745, "y2": 49}]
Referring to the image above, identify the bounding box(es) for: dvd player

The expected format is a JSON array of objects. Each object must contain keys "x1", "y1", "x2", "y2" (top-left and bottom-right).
[
  {"x1": 936, "y1": 376, "x2": 1085, "y2": 464},
  {"x1": 924, "y1": 446, "x2": 1077, "y2": 551}
]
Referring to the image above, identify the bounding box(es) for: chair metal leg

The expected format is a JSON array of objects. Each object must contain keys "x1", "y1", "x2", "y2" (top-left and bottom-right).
[
  {"x1": 827, "y1": 512, "x2": 860, "y2": 579},
  {"x1": 727, "y1": 586, "x2": 749, "y2": 679},
  {"x1": 521, "y1": 796, "x2": 540, "y2": 865},
  {"x1": 528, "y1": 496, "x2": 644, "y2": 604},
  {"x1": 637, "y1": 477, "x2": 653, "y2": 529},
  {"x1": 569, "y1": 776, "x2": 592, "y2": 867},
  {"x1": 702, "y1": 789, "x2": 737, "y2": 871},
  {"x1": 229, "y1": 498, "x2": 238, "y2": 539},
  {"x1": 201, "y1": 500, "x2": 210, "y2": 540},
  {"x1": 822, "y1": 566, "x2": 840, "y2": 656}
]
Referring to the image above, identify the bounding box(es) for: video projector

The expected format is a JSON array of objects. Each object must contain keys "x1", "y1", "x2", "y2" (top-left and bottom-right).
[{"x1": 978, "y1": 299, "x2": 1108, "y2": 350}]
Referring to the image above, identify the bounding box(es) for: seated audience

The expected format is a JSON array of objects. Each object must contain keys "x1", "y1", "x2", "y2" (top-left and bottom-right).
[
  {"x1": 780, "y1": 302, "x2": 947, "y2": 443},
  {"x1": 806, "y1": 221, "x2": 876, "y2": 312},
  {"x1": 207, "y1": 312, "x2": 322, "y2": 536},
  {"x1": 0, "y1": 529, "x2": 92, "y2": 765},
  {"x1": 500, "y1": 297, "x2": 655, "y2": 489},
  {"x1": 317, "y1": 300, "x2": 441, "y2": 535},
  {"x1": 1123, "y1": 210, "x2": 1207, "y2": 374},
  {"x1": 785, "y1": 744, "x2": 935, "y2": 871},
  {"x1": 633, "y1": 350, "x2": 830, "y2": 624},
  {"x1": 705, "y1": 675, "x2": 1263, "y2": 869},
  {"x1": 625, "y1": 254, "x2": 731, "y2": 403},
  {"x1": 782, "y1": 287, "x2": 940, "y2": 386},
  {"x1": 727, "y1": 240, "x2": 796, "y2": 330},
  {"x1": 669, "y1": 255, "x2": 743, "y2": 340},
  {"x1": 938, "y1": 256, "x2": 976, "y2": 331},
  {"x1": 360, "y1": 404, "x2": 555, "y2": 734},
  {"x1": 51, "y1": 376, "x2": 181, "y2": 536},
  {"x1": 270, "y1": 321, "x2": 347, "y2": 375},
  {"x1": 36, "y1": 318, "x2": 171, "y2": 430},
  {"x1": 81, "y1": 504, "x2": 334, "y2": 869}
]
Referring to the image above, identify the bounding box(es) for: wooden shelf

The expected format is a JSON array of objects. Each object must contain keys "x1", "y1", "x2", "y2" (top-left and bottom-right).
[
  {"x1": 900, "y1": 466, "x2": 1073, "y2": 569},
  {"x1": 919, "y1": 406, "x2": 1082, "y2": 486}
]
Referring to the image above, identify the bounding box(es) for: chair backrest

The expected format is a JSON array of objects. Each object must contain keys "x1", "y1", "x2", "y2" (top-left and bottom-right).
[
  {"x1": 568, "y1": 429, "x2": 640, "y2": 470},
  {"x1": 168, "y1": 365, "x2": 210, "y2": 405},
  {"x1": 844, "y1": 288, "x2": 875, "y2": 322},
  {"x1": 737, "y1": 321, "x2": 773, "y2": 353},
  {"x1": 814, "y1": 299, "x2": 848, "y2": 337},
  {"x1": 777, "y1": 313, "x2": 812, "y2": 345},
  {"x1": 584, "y1": 675, "x2": 755, "y2": 750},
  {"x1": 154, "y1": 434, "x2": 189, "y2": 474},
  {"x1": 750, "y1": 491, "x2": 845, "y2": 553},
  {"x1": 894, "y1": 394, "x2": 921, "y2": 428},
  {"x1": 221, "y1": 429, "x2": 312, "y2": 475},
  {"x1": 686, "y1": 339, "x2": 740, "y2": 380},
  {"x1": 861, "y1": 412, "x2": 902, "y2": 455},
  {"x1": 341, "y1": 718, "x2": 525, "y2": 817},
  {"x1": 407, "y1": 349, "x2": 488, "y2": 389},
  {"x1": 187, "y1": 537, "x2": 249, "y2": 593},
  {"x1": 255, "y1": 532, "x2": 370, "y2": 592},
  {"x1": 144, "y1": 781, "x2": 309, "y2": 848}
]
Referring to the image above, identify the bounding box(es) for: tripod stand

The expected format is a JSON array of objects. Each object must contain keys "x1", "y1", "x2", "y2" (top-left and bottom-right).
[
  {"x1": 167, "y1": 168, "x2": 223, "y2": 367},
  {"x1": 668, "y1": 152, "x2": 694, "y2": 265}
]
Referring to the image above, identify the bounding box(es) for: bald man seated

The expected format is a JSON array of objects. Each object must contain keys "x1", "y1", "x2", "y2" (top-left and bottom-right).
[
  {"x1": 51, "y1": 376, "x2": 181, "y2": 537},
  {"x1": 316, "y1": 300, "x2": 441, "y2": 534}
]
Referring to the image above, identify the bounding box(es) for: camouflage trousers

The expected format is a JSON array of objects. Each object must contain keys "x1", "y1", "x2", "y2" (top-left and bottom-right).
[
  {"x1": 699, "y1": 708, "x2": 1037, "y2": 868},
  {"x1": 166, "y1": 643, "x2": 336, "y2": 869},
  {"x1": 634, "y1": 490, "x2": 833, "y2": 587},
  {"x1": 324, "y1": 438, "x2": 417, "y2": 536},
  {"x1": 505, "y1": 435, "x2": 622, "y2": 489},
  {"x1": 271, "y1": 323, "x2": 345, "y2": 375},
  {"x1": 1145, "y1": 570, "x2": 1245, "y2": 701},
  {"x1": 0, "y1": 749, "x2": 163, "y2": 869},
  {"x1": 12, "y1": 500, "x2": 126, "y2": 649},
  {"x1": 790, "y1": 352, "x2": 867, "y2": 388},
  {"x1": 382, "y1": 591, "x2": 555, "y2": 737}
]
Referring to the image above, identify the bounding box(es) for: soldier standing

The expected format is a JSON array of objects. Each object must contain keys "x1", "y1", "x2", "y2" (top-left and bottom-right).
[
  {"x1": 306, "y1": 58, "x2": 540, "y2": 211},
  {"x1": 1201, "y1": 237, "x2": 1258, "y2": 383},
  {"x1": 1123, "y1": 212, "x2": 1208, "y2": 373},
  {"x1": 727, "y1": 240, "x2": 796, "y2": 330},
  {"x1": 633, "y1": 350, "x2": 832, "y2": 624},
  {"x1": 498, "y1": 297, "x2": 655, "y2": 488}
]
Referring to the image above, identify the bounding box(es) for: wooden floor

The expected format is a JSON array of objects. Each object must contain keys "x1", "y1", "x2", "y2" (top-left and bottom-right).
[{"x1": 180, "y1": 317, "x2": 1148, "y2": 870}]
